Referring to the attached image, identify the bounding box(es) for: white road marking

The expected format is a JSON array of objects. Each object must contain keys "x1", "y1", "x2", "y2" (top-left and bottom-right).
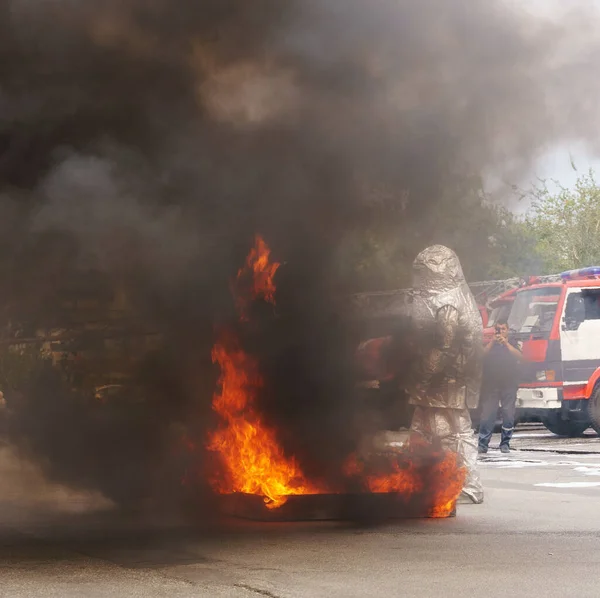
[
  {"x1": 573, "y1": 466, "x2": 600, "y2": 476},
  {"x1": 480, "y1": 458, "x2": 600, "y2": 468},
  {"x1": 535, "y1": 482, "x2": 600, "y2": 488}
]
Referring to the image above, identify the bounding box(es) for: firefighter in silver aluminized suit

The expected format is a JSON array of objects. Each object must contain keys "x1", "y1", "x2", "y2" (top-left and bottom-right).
[{"x1": 407, "y1": 245, "x2": 484, "y2": 504}]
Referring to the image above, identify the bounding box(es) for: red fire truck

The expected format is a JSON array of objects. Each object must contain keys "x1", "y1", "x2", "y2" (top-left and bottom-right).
[{"x1": 509, "y1": 267, "x2": 600, "y2": 436}]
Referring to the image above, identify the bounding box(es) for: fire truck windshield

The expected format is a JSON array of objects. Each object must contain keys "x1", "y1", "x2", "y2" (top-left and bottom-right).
[
  {"x1": 487, "y1": 303, "x2": 511, "y2": 328},
  {"x1": 508, "y1": 287, "x2": 561, "y2": 333}
]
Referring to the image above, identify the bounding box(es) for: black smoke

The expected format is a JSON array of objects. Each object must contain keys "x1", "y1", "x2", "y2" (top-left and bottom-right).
[{"x1": 1, "y1": 0, "x2": 600, "y2": 510}]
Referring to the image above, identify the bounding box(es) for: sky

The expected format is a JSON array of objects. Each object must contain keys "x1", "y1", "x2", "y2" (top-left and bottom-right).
[
  {"x1": 493, "y1": 0, "x2": 600, "y2": 210},
  {"x1": 525, "y1": 0, "x2": 600, "y2": 187},
  {"x1": 534, "y1": 144, "x2": 600, "y2": 188}
]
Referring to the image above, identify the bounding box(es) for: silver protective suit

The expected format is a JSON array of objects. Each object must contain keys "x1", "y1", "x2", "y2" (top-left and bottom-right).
[{"x1": 407, "y1": 245, "x2": 484, "y2": 504}]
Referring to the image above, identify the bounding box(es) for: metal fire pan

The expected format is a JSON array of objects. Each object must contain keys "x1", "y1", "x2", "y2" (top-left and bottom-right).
[{"x1": 220, "y1": 492, "x2": 455, "y2": 522}]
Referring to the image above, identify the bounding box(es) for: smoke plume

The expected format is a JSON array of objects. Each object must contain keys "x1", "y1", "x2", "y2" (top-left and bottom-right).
[{"x1": 1, "y1": 0, "x2": 600, "y2": 510}]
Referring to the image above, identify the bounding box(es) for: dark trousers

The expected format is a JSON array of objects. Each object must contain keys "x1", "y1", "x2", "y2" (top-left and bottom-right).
[{"x1": 478, "y1": 386, "x2": 517, "y2": 449}]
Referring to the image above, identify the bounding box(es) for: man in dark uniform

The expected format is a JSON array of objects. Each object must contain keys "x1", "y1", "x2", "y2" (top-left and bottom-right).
[{"x1": 478, "y1": 320, "x2": 522, "y2": 454}]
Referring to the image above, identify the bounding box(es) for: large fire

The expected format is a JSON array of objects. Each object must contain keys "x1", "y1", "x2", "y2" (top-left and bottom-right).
[
  {"x1": 208, "y1": 236, "x2": 320, "y2": 509},
  {"x1": 207, "y1": 334, "x2": 321, "y2": 509},
  {"x1": 207, "y1": 235, "x2": 465, "y2": 516}
]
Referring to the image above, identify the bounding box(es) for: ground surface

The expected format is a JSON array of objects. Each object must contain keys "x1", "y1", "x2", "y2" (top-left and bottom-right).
[{"x1": 2, "y1": 424, "x2": 600, "y2": 597}]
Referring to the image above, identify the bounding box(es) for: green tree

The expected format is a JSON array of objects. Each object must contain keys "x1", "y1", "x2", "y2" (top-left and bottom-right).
[
  {"x1": 525, "y1": 171, "x2": 600, "y2": 273},
  {"x1": 427, "y1": 193, "x2": 541, "y2": 282},
  {"x1": 462, "y1": 205, "x2": 541, "y2": 281}
]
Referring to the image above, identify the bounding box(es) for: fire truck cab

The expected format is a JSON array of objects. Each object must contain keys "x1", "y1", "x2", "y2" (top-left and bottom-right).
[
  {"x1": 482, "y1": 276, "x2": 562, "y2": 343},
  {"x1": 510, "y1": 267, "x2": 600, "y2": 436}
]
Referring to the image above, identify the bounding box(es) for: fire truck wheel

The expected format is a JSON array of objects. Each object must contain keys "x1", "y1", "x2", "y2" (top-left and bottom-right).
[
  {"x1": 587, "y1": 385, "x2": 600, "y2": 436},
  {"x1": 541, "y1": 412, "x2": 590, "y2": 437}
]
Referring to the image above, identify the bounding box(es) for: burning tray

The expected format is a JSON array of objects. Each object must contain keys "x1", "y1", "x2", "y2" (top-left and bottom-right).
[{"x1": 220, "y1": 492, "x2": 456, "y2": 522}]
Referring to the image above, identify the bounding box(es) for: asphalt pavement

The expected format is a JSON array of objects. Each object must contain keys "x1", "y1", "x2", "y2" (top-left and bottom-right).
[{"x1": 2, "y1": 425, "x2": 600, "y2": 597}]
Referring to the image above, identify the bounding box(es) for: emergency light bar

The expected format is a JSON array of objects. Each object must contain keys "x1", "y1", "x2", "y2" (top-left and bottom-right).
[{"x1": 560, "y1": 266, "x2": 600, "y2": 281}]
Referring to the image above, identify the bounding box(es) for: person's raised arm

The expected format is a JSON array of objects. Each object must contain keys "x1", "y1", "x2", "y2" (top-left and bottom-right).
[{"x1": 483, "y1": 338, "x2": 495, "y2": 355}]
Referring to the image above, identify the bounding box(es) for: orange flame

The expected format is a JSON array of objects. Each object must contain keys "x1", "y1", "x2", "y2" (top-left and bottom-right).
[
  {"x1": 208, "y1": 336, "x2": 319, "y2": 508},
  {"x1": 235, "y1": 235, "x2": 280, "y2": 318},
  {"x1": 429, "y1": 451, "x2": 467, "y2": 518},
  {"x1": 207, "y1": 234, "x2": 466, "y2": 516},
  {"x1": 343, "y1": 447, "x2": 465, "y2": 517},
  {"x1": 208, "y1": 236, "x2": 318, "y2": 508},
  {"x1": 343, "y1": 453, "x2": 423, "y2": 494}
]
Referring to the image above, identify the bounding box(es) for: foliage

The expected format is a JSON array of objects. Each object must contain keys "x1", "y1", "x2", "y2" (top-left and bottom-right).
[
  {"x1": 524, "y1": 171, "x2": 600, "y2": 273},
  {"x1": 426, "y1": 193, "x2": 541, "y2": 282},
  {"x1": 471, "y1": 207, "x2": 542, "y2": 280}
]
